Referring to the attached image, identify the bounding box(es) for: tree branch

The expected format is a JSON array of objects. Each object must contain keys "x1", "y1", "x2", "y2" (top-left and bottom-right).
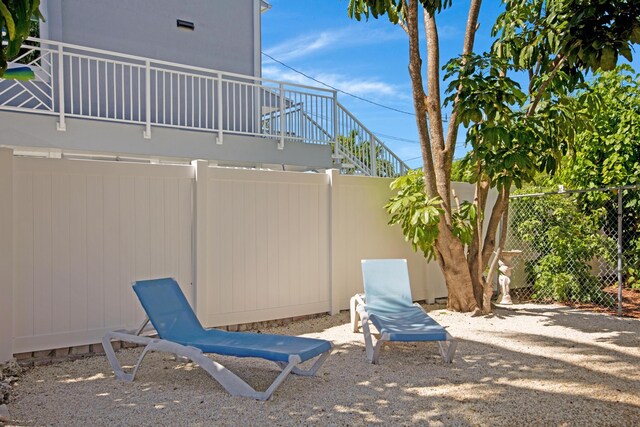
[
  {"x1": 481, "y1": 184, "x2": 509, "y2": 267},
  {"x1": 424, "y1": 9, "x2": 454, "y2": 219},
  {"x1": 467, "y1": 172, "x2": 490, "y2": 306},
  {"x1": 398, "y1": 0, "x2": 409, "y2": 34},
  {"x1": 444, "y1": 0, "x2": 483, "y2": 158},
  {"x1": 484, "y1": 193, "x2": 510, "y2": 309},
  {"x1": 405, "y1": 0, "x2": 437, "y2": 196},
  {"x1": 527, "y1": 55, "x2": 567, "y2": 117}
]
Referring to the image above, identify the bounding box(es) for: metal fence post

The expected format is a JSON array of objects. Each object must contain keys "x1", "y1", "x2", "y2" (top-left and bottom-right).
[
  {"x1": 617, "y1": 187, "x2": 623, "y2": 317},
  {"x1": 333, "y1": 92, "x2": 339, "y2": 156},
  {"x1": 217, "y1": 73, "x2": 223, "y2": 145},
  {"x1": 278, "y1": 83, "x2": 285, "y2": 150},
  {"x1": 369, "y1": 131, "x2": 377, "y2": 176},
  {"x1": 143, "y1": 60, "x2": 151, "y2": 139},
  {"x1": 56, "y1": 44, "x2": 66, "y2": 131}
]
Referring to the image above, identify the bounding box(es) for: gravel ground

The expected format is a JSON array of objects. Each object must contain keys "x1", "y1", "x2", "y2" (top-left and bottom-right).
[{"x1": 6, "y1": 304, "x2": 640, "y2": 426}]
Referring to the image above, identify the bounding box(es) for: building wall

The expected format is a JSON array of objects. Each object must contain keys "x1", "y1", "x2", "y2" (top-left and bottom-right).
[{"x1": 42, "y1": 0, "x2": 260, "y2": 76}]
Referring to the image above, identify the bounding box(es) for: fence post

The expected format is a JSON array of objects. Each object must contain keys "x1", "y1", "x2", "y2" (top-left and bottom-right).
[
  {"x1": 216, "y1": 73, "x2": 223, "y2": 145},
  {"x1": 328, "y1": 168, "x2": 341, "y2": 315},
  {"x1": 192, "y1": 160, "x2": 209, "y2": 319},
  {"x1": 0, "y1": 148, "x2": 14, "y2": 362},
  {"x1": 56, "y1": 45, "x2": 66, "y2": 131},
  {"x1": 278, "y1": 83, "x2": 285, "y2": 150},
  {"x1": 143, "y1": 60, "x2": 151, "y2": 139},
  {"x1": 369, "y1": 131, "x2": 377, "y2": 177},
  {"x1": 617, "y1": 187, "x2": 623, "y2": 317},
  {"x1": 333, "y1": 92, "x2": 339, "y2": 157}
]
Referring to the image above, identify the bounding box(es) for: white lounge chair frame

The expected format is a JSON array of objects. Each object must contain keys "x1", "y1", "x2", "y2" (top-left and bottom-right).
[
  {"x1": 103, "y1": 317, "x2": 331, "y2": 401},
  {"x1": 350, "y1": 293, "x2": 457, "y2": 364}
]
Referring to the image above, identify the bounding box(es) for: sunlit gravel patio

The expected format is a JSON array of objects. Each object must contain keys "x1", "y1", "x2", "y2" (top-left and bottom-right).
[{"x1": 7, "y1": 304, "x2": 640, "y2": 426}]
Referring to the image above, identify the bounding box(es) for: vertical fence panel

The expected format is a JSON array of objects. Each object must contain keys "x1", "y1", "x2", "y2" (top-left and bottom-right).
[
  {"x1": 201, "y1": 167, "x2": 331, "y2": 327},
  {"x1": 12, "y1": 158, "x2": 194, "y2": 353},
  {"x1": 51, "y1": 173, "x2": 71, "y2": 335}
]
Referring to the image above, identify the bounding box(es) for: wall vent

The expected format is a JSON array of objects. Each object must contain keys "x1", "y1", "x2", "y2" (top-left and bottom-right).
[{"x1": 177, "y1": 19, "x2": 195, "y2": 31}]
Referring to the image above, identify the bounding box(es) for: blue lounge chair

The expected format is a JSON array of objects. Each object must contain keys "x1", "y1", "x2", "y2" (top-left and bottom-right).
[
  {"x1": 102, "y1": 278, "x2": 332, "y2": 400},
  {"x1": 350, "y1": 259, "x2": 457, "y2": 364}
]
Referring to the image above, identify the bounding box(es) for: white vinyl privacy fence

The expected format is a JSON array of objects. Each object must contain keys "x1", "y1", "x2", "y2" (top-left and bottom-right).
[{"x1": 0, "y1": 149, "x2": 479, "y2": 361}]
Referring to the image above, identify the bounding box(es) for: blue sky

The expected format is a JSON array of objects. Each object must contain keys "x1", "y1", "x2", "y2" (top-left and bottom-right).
[
  {"x1": 262, "y1": 1, "x2": 640, "y2": 169},
  {"x1": 261, "y1": 1, "x2": 508, "y2": 168}
]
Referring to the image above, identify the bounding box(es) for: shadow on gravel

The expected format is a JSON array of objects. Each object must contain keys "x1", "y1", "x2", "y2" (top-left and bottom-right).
[{"x1": 7, "y1": 307, "x2": 640, "y2": 426}]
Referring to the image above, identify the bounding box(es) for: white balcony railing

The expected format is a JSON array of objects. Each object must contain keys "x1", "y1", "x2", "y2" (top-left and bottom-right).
[{"x1": 0, "y1": 38, "x2": 408, "y2": 177}]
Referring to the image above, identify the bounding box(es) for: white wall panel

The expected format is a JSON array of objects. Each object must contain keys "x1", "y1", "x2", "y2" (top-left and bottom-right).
[{"x1": 12, "y1": 158, "x2": 193, "y2": 353}]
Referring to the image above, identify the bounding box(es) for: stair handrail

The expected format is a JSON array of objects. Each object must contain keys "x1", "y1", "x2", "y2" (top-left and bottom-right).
[{"x1": 336, "y1": 101, "x2": 409, "y2": 177}]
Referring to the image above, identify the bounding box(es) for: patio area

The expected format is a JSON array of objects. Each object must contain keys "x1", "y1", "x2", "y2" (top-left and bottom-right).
[{"x1": 6, "y1": 305, "x2": 640, "y2": 426}]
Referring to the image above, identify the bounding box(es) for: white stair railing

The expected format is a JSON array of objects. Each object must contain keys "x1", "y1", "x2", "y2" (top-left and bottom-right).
[
  {"x1": 334, "y1": 102, "x2": 409, "y2": 177},
  {"x1": 0, "y1": 38, "x2": 335, "y2": 145}
]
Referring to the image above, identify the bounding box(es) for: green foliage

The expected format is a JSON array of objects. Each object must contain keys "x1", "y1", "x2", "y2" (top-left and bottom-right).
[
  {"x1": 385, "y1": 170, "x2": 476, "y2": 261},
  {"x1": 347, "y1": 0, "x2": 640, "y2": 308},
  {"x1": 563, "y1": 66, "x2": 640, "y2": 189},
  {"x1": 347, "y1": 0, "x2": 452, "y2": 24},
  {"x1": 443, "y1": 52, "x2": 581, "y2": 190},
  {"x1": 451, "y1": 159, "x2": 473, "y2": 183},
  {"x1": 493, "y1": 0, "x2": 640, "y2": 74},
  {"x1": 561, "y1": 65, "x2": 640, "y2": 289},
  {"x1": 512, "y1": 191, "x2": 616, "y2": 304},
  {"x1": 386, "y1": 170, "x2": 442, "y2": 261},
  {"x1": 0, "y1": 0, "x2": 43, "y2": 74}
]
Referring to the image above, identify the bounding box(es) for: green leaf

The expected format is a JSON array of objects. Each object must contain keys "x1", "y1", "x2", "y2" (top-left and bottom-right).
[
  {"x1": 600, "y1": 47, "x2": 617, "y2": 71},
  {"x1": 0, "y1": 1, "x2": 16, "y2": 40}
]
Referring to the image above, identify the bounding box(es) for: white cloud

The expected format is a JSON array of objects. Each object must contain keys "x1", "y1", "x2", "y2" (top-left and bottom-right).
[
  {"x1": 262, "y1": 66, "x2": 402, "y2": 99},
  {"x1": 265, "y1": 32, "x2": 339, "y2": 62},
  {"x1": 264, "y1": 25, "x2": 403, "y2": 62}
]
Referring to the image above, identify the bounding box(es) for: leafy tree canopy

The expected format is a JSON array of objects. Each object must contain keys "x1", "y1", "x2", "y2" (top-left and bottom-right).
[
  {"x1": 494, "y1": 0, "x2": 640, "y2": 72},
  {"x1": 348, "y1": 0, "x2": 452, "y2": 22},
  {"x1": 562, "y1": 65, "x2": 640, "y2": 189}
]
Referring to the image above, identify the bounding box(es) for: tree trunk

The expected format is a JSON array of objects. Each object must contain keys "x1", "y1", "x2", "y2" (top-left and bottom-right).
[
  {"x1": 483, "y1": 189, "x2": 511, "y2": 312},
  {"x1": 468, "y1": 177, "x2": 489, "y2": 307},
  {"x1": 436, "y1": 224, "x2": 479, "y2": 312},
  {"x1": 403, "y1": 0, "x2": 484, "y2": 313}
]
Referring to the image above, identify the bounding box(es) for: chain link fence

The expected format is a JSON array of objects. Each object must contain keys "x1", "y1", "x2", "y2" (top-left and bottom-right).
[{"x1": 504, "y1": 185, "x2": 640, "y2": 315}]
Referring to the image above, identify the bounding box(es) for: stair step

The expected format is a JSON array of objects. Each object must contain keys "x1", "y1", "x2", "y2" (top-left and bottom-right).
[
  {"x1": 331, "y1": 154, "x2": 344, "y2": 160},
  {"x1": 341, "y1": 163, "x2": 355, "y2": 169}
]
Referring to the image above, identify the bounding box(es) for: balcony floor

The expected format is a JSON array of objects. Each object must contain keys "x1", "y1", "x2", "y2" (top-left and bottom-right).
[{"x1": 0, "y1": 111, "x2": 333, "y2": 170}]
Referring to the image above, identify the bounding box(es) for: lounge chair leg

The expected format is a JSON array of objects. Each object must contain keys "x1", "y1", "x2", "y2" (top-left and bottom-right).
[
  {"x1": 276, "y1": 350, "x2": 331, "y2": 376},
  {"x1": 103, "y1": 330, "x2": 158, "y2": 382},
  {"x1": 350, "y1": 295, "x2": 360, "y2": 333},
  {"x1": 437, "y1": 334, "x2": 458, "y2": 363},
  {"x1": 360, "y1": 319, "x2": 374, "y2": 361}
]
